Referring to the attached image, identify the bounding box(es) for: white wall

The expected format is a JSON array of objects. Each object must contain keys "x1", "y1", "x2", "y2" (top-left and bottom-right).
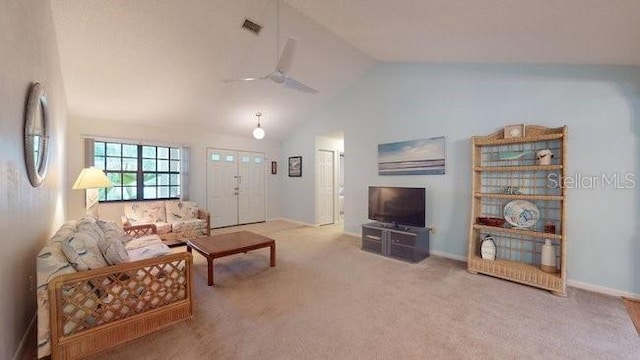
[
  {"x1": 0, "y1": 1, "x2": 68, "y2": 358},
  {"x1": 281, "y1": 63, "x2": 640, "y2": 295},
  {"x1": 279, "y1": 128, "x2": 316, "y2": 224},
  {"x1": 67, "y1": 116, "x2": 281, "y2": 223}
]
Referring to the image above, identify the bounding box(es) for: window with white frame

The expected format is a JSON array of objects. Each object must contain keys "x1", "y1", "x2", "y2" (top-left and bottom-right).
[{"x1": 93, "y1": 141, "x2": 181, "y2": 202}]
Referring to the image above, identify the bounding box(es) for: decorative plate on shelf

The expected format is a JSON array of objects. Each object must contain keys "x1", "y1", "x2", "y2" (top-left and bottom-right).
[{"x1": 503, "y1": 200, "x2": 540, "y2": 229}]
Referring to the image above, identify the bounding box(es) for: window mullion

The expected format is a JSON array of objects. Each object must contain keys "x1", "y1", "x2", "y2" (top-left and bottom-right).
[{"x1": 137, "y1": 145, "x2": 144, "y2": 200}]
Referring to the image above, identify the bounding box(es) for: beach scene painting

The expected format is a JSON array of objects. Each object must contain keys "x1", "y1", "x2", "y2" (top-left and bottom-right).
[{"x1": 378, "y1": 137, "x2": 445, "y2": 175}]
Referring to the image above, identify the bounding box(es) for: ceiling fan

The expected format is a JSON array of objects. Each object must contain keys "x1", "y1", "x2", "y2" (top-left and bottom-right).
[{"x1": 223, "y1": 0, "x2": 318, "y2": 94}]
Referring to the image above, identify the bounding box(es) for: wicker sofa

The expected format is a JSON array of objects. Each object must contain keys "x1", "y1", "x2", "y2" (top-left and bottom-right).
[
  {"x1": 36, "y1": 217, "x2": 193, "y2": 359},
  {"x1": 121, "y1": 200, "x2": 210, "y2": 245}
]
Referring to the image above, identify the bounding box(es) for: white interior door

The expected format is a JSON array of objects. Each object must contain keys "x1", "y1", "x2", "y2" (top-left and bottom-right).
[
  {"x1": 238, "y1": 151, "x2": 266, "y2": 224},
  {"x1": 316, "y1": 150, "x2": 335, "y2": 225},
  {"x1": 207, "y1": 148, "x2": 239, "y2": 228}
]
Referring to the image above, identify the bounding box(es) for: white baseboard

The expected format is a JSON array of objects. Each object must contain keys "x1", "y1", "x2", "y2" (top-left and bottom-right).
[
  {"x1": 396, "y1": 249, "x2": 640, "y2": 299},
  {"x1": 567, "y1": 279, "x2": 640, "y2": 300},
  {"x1": 272, "y1": 217, "x2": 316, "y2": 227},
  {"x1": 14, "y1": 312, "x2": 36, "y2": 360},
  {"x1": 429, "y1": 250, "x2": 467, "y2": 262}
]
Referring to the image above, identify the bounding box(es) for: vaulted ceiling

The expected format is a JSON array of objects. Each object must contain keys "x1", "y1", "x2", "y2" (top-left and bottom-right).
[
  {"x1": 286, "y1": 0, "x2": 640, "y2": 64},
  {"x1": 51, "y1": 0, "x2": 640, "y2": 140}
]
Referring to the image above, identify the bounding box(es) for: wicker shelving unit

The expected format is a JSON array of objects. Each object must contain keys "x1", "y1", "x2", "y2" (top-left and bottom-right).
[{"x1": 467, "y1": 125, "x2": 567, "y2": 296}]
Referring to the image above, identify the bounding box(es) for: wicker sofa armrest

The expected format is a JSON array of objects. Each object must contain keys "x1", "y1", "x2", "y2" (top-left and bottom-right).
[
  {"x1": 123, "y1": 223, "x2": 157, "y2": 237},
  {"x1": 197, "y1": 209, "x2": 211, "y2": 236},
  {"x1": 48, "y1": 252, "x2": 193, "y2": 359}
]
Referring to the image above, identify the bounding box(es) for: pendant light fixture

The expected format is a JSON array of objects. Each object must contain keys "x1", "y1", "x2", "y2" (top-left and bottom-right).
[{"x1": 252, "y1": 112, "x2": 265, "y2": 140}]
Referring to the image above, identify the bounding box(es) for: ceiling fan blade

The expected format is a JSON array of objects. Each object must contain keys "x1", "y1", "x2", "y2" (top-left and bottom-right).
[
  {"x1": 283, "y1": 76, "x2": 318, "y2": 94},
  {"x1": 223, "y1": 74, "x2": 270, "y2": 83},
  {"x1": 276, "y1": 37, "x2": 297, "y2": 74}
]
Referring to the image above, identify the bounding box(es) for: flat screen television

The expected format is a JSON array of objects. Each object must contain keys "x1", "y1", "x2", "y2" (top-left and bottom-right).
[{"x1": 368, "y1": 186, "x2": 426, "y2": 227}]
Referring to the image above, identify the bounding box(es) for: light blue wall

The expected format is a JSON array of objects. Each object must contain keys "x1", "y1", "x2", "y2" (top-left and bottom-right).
[{"x1": 281, "y1": 63, "x2": 640, "y2": 295}]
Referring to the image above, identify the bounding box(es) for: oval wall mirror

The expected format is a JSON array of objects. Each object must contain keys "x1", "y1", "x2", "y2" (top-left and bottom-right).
[{"x1": 24, "y1": 82, "x2": 50, "y2": 187}]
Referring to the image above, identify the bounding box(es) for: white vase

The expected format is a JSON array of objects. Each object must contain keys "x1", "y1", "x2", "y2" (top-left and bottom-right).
[
  {"x1": 481, "y1": 235, "x2": 496, "y2": 260},
  {"x1": 540, "y1": 239, "x2": 557, "y2": 273}
]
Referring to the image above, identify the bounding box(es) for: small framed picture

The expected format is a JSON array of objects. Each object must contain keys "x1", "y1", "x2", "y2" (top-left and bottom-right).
[
  {"x1": 504, "y1": 124, "x2": 525, "y2": 139},
  {"x1": 271, "y1": 161, "x2": 277, "y2": 175},
  {"x1": 288, "y1": 156, "x2": 302, "y2": 177}
]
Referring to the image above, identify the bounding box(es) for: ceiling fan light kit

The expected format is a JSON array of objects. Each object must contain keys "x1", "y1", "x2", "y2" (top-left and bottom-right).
[{"x1": 253, "y1": 112, "x2": 266, "y2": 140}]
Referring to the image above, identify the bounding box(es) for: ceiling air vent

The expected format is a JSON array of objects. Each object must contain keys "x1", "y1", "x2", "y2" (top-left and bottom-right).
[{"x1": 241, "y1": 19, "x2": 262, "y2": 35}]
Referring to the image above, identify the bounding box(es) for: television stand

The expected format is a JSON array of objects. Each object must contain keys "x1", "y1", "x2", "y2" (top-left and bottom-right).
[{"x1": 361, "y1": 222, "x2": 430, "y2": 263}]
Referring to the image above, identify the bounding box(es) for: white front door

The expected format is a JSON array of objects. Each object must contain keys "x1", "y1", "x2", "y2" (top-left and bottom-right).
[
  {"x1": 207, "y1": 148, "x2": 239, "y2": 228},
  {"x1": 207, "y1": 148, "x2": 266, "y2": 228},
  {"x1": 238, "y1": 151, "x2": 265, "y2": 224},
  {"x1": 316, "y1": 150, "x2": 334, "y2": 225}
]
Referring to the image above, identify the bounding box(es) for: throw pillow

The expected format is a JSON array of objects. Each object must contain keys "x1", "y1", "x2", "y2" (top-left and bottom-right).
[
  {"x1": 97, "y1": 235, "x2": 130, "y2": 265},
  {"x1": 61, "y1": 231, "x2": 108, "y2": 271},
  {"x1": 77, "y1": 216, "x2": 105, "y2": 243},
  {"x1": 49, "y1": 221, "x2": 78, "y2": 244},
  {"x1": 96, "y1": 220, "x2": 132, "y2": 244},
  {"x1": 36, "y1": 244, "x2": 76, "y2": 288},
  {"x1": 166, "y1": 201, "x2": 198, "y2": 222}
]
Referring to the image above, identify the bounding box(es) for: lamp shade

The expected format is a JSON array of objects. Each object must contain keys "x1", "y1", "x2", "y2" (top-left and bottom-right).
[{"x1": 72, "y1": 167, "x2": 112, "y2": 189}]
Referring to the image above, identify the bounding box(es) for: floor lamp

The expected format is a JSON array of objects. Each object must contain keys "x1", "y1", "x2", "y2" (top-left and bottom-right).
[{"x1": 72, "y1": 166, "x2": 112, "y2": 218}]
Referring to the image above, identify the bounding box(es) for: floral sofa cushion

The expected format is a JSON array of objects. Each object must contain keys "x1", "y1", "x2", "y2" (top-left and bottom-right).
[
  {"x1": 124, "y1": 201, "x2": 167, "y2": 225},
  {"x1": 36, "y1": 223, "x2": 78, "y2": 356},
  {"x1": 166, "y1": 201, "x2": 198, "y2": 222},
  {"x1": 154, "y1": 221, "x2": 172, "y2": 234},
  {"x1": 37, "y1": 219, "x2": 88, "y2": 357},
  {"x1": 122, "y1": 200, "x2": 209, "y2": 243},
  {"x1": 124, "y1": 234, "x2": 164, "y2": 250},
  {"x1": 127, "y1": 243, "x2": 172, "y2": 262},
  {"x1": 122, "y1": 202, "x2": 172, "y2": 234},
  {"x1": 172, "y1": 218, "x2": 207, "y2": 233},
  {"x1": 166, "y1": 201, "x2": 207, "y2": 237}
]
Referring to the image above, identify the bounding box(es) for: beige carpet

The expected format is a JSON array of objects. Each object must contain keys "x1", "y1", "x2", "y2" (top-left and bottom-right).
[{"x1": 95, "y1": 221, "x2": 639, "y2": 359}]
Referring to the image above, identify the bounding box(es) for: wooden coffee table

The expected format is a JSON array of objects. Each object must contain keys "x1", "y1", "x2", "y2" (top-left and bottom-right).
[{"x1": 186, "y1": 231, "x2": 276, "y2": 286}]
